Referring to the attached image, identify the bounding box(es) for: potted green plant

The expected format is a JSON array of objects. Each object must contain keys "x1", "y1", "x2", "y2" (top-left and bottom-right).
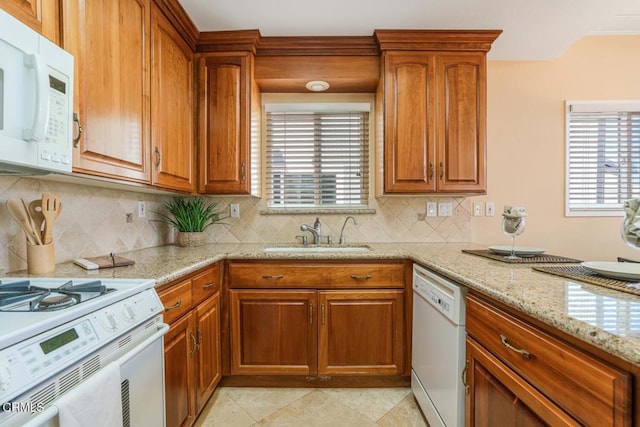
[{"x1": 155, "y1": 197, "x2": 227, "y2": 247}]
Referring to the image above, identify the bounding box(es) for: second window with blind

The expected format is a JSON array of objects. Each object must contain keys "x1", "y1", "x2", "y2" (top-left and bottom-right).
[{"x1": 264, "y1": 100, "x2": 371, "y2": 210}]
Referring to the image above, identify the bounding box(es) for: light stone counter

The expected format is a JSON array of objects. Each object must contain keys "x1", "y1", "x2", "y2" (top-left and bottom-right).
[{"x1": 9, "y1": 242, "x2": 640, "y2": 365}]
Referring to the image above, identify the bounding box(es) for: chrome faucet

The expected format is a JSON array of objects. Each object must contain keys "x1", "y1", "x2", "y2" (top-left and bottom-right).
[
  {"x1": 339, "y1": 216, "x2": 357, "y2": 244},
  {"x1": 300, "y1": 217, "x2": 322, "y2": 244}
]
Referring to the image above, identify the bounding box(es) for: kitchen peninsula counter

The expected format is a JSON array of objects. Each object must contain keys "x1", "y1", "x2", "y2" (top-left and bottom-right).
[{"x1": 12, "y1": 242, "x2": 640, "y2": 365}]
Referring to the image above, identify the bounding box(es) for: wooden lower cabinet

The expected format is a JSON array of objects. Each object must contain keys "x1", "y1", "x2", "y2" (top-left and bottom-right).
[
  {"x1": 159, "y1": 264, "x2": 222, "y2": 427},
  {"x1": 229, "y1": 289, "x2": 404, "y2": 376},
  {"x1": 318, "y1": 290, "x2": 404, "y2": 375},
  {"x1": 466, "y1": 337, "x2": 579, "y2": 427},
  {"x1": 195, "y1": 293, "x2": 222, "y2": 412},
  {"x1": 164, "y1": 313, "x2": 196, "y2": 427},
  {"x1": 466, "y1": 293, "x2": 632, "y2": 427}
]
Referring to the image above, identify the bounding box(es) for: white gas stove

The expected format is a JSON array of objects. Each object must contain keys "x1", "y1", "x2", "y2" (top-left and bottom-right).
[{"x1": 0, "y1": 277, "x2": 167, "y2": 427}]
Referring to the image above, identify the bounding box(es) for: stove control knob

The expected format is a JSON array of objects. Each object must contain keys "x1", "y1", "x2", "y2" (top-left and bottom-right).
[
  {"x1": 121, "y1": 304, "x2": 136, "y2": 322},
  {"x1": 0, "y1": 364, "x2": 11, "y2": 391},
  {"x1": 101, "y1": 312, "x2": 119, "y2": 332}
]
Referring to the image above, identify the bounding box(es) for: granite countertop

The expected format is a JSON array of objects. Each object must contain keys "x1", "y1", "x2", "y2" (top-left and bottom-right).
[{"x1": 10, "y1": 242, "x2": 640, "y2": 365}]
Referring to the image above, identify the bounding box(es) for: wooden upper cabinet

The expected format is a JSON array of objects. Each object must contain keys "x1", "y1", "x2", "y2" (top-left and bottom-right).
[
  {"x1": 198, "y1": 52, "x2": 260, "y2": 195},
  {"x1": 151, "y1": 3, "x2": 195, "y2": 192},
  {"x1": 436, "y1": 54, "x2": 486, "y2": 193},
  {"x1": 0, "y1": 0, "x2": 60, "y2": 43},
  {"x1": 383, "y1": 53, "x2": 436, "y2": 193},
  {"x1": 63, "y1": 0, "x2": 151, "y2": 183},
  {"x1": 376, "y1": 30, "x2": 499, "y2": 195}
]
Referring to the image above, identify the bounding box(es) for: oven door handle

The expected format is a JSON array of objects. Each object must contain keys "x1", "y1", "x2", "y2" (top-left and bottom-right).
[{"x1": 21, "y1": 322, "x2": 169, "y2": 427}]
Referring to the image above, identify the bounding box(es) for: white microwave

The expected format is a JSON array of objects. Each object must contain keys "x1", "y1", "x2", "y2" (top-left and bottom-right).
[{"x1": 0, "y1": 8, "x2": 74, "y2": 175}]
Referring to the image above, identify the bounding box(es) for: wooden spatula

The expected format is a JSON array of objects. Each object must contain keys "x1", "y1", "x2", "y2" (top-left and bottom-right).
[
  {"x1": 28, "y1": 199, "x2": 45, "y2": 241},
  {"x1": 41, "y1": 193, "x2": 62, "y2": 245}
]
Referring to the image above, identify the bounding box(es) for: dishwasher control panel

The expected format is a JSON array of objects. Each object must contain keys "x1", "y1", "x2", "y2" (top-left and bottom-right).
[{"x1": 412, "y1": 264, "x2": 465, "y2": 325}]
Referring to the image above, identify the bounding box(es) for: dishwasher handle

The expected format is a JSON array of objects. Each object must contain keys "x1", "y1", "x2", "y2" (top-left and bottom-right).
[{"x1": 21, "y1": 322, "x2": 169, "y2": 427}]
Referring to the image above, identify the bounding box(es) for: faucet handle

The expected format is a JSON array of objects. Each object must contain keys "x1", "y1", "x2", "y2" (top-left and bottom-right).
[
  {"x1": 295, "y1": 235, "x2": 308, "y2": 245},
  {"x1": 326, "y1": 235, "x2": 333, "y2": 245}
]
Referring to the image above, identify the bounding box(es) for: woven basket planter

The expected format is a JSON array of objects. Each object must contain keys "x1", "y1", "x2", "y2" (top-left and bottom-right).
[{"x1": 175, "y1": 232, "x2": 208, "y2": 247}]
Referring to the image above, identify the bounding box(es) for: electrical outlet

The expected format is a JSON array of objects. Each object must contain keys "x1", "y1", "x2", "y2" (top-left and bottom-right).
[
  {"x1": 486, "y1": 202, "x2": 495, "y2": 217},
  {"x1": 126, "y1": 213, "x2": 133, "y2": 223},
  {"x1": 473, "y1": 203, "x2": 482, "y2": 217},
  {"x1": 426, "y1": 202, "x2": 437, "y2": 217},
  {"x1": 138, "y1": 201, "x2": 146, "y2": 218},
  {"x1": 438, "y1": 202, "x2": 453, "y2": 217},
  {"x1": 230, "y1": 203, "x2": 240, "y2": 218}
]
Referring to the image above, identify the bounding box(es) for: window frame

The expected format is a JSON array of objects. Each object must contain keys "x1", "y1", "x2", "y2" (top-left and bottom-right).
[
  {"x1": 262, "y1": 96, "x2": 373, "y2": 212},
  {"x1": 565, "y1": 100, "x2": 640, "y2": 217}
]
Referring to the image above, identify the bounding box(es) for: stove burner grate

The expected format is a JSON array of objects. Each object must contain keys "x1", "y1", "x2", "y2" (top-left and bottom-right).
[{"x1": 0, "y1": 279, "x2": 115, "y2": 312}]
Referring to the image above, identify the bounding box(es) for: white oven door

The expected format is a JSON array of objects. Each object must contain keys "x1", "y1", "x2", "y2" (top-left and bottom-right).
[{"x1": 16, "y1": 319, "x2": 168, "y2": 427}]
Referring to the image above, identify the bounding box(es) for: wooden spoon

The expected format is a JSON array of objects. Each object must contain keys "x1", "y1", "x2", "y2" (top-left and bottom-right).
[
  {"x1": 21, "y1": 199, "x2": 42, "y2": 245},
  {"x1": 41, "y1": 193, "x2": 62, "y2": 245},
  {"x1": 28, "y1": 199, "x2": 45, "y2": 241},
  {"x1": 6, "y1": 199, "x2": 39, "y2": 245}
]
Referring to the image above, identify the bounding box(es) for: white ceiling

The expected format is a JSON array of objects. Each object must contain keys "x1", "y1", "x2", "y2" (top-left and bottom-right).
[{"x1": 177, "y1": 0, "x2": 640, "y2": 60}]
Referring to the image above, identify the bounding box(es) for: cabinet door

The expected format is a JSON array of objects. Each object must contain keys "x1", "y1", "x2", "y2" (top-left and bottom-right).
[
  {"x1": 318, "y1": 290, "x2": 404, "y2": 375},
  {"x1": 383, "y1": 52, "x2": 436, "y2": 193},
  {"x1": 435, "y1": 54, "x2": 486, "y2": 193},
  {"x1": 0, "y1": 0, "x2": 59, "y2": 42},
  {"x1": 63, "y1": 0, "x2": 151, "y2": 183},
  {"x1": 229, "y1": 289, "x2": 317, "y2": 375},
  {"x1": 465, "y1": 337, "x2": 580, "y2": 427},
  {"x1": 198, "y1": 53, "x2": 253, "y2": 194},
  {"x1": 164, "y1": 313, "x2": 197, "y2": 427},
  {"x1": 150, "y1": 4, "x2": 195, "y2": 192},
  {"x1": 194, "y1": 293, "x2": 221, "y2": 413}
]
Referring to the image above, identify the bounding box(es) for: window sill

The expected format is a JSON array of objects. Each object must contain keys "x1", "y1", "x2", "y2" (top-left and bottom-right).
[{"x1": 260, "y1": 208, "x2": 376, "y2": 215}]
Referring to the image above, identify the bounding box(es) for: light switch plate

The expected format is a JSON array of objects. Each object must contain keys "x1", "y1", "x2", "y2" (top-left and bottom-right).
[
  {"x1": 486, "y1": 202, "x2": 495, "y2": 217},
  {"x1": 426, "y1": 202, "x2": 437, "y2": 217},
  {"x1": 438, "y1": 202, "x2": 453, "y2": 217},
  {"x1": 473, "y1": 203, "x2": 482, "y2": 217},
  {"x1": 230, "y1": 203, "x2": 240, "y2": 218}
]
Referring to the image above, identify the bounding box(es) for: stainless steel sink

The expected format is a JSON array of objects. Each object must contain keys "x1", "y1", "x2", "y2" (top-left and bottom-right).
[{"x1": 263, "y1": 245, "x2": 372, "y2": 253}]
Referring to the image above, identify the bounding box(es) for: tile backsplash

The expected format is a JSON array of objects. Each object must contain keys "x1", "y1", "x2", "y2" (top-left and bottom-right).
[{"x1": 0, "y1": 176, "x2": 471, "y2": 273}]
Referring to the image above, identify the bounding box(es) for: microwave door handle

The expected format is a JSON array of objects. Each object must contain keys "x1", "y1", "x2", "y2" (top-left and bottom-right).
[{"x1": 23, "y1": 53, "x2": 49, "y2": 142}]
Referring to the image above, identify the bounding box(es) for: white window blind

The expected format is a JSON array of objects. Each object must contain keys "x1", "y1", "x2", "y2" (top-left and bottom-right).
[
  {"x1": 265, "y1": 106, "x2": 369, "y2": 208},
  {"x1": 566, "y1": 101, "x2": 640, "y2": 216}
]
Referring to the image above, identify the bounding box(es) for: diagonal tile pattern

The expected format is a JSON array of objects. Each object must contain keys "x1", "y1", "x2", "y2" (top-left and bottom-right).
[
  {"x1": 0, "y1": 175, "x2": 471, "y2": 273},
  {"x1": 194, "y1": 387, "x2": 428, "y2": 427}
]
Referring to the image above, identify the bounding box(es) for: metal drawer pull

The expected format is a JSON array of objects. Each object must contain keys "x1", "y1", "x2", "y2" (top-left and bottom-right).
[
  {"x1": 202, "y1": 282, "x2": 215, "y2": 289},
  {"x1": 500, "y1": 334, "x2": 531, "y2": 359},
  {"x1": 164, "y1": 299, "x2": 182, "y2": 311},
  {"x1": 196, "y1": 326, "x2": 202, "y2": 350},
  {"x1": 309, "y1": 303, "x2": 313, "y2": 325},
  {"x1": 262, "y1": 274, "x2": 284, "y2": 279},
  {"x1": 321, "y1": 303, "x2": 326, "y2": 325},
  {"x1": 350, "y1": 274, "x2": 372, "y2": 281},
  {"x1": 461, "y1": 360, "x2": 469, "y2": 394}
]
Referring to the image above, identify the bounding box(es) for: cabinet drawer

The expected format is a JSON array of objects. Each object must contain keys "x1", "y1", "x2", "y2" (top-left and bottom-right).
[
  {"x1": 159, "y1": 278, "x2": 193, "y2": 324},
  {"x1": 192, "y1": 265, "x2": 220, "y2": 306},
  {"x1": 228, "y1": 261, "x2": 405, "y2": 288},
  {"x1": 466, "y1": 295, "x2": 631, "y2": 426}
]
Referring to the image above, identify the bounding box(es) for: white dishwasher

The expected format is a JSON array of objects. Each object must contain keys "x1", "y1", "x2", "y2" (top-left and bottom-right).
[{"x1": 411, "y1": 264, "x2": 466, "y2": 427}]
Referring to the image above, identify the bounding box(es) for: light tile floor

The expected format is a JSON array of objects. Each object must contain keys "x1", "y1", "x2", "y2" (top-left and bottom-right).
[{"x1": 194, "y1": 387, "x2": 429, "y2": 427}]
